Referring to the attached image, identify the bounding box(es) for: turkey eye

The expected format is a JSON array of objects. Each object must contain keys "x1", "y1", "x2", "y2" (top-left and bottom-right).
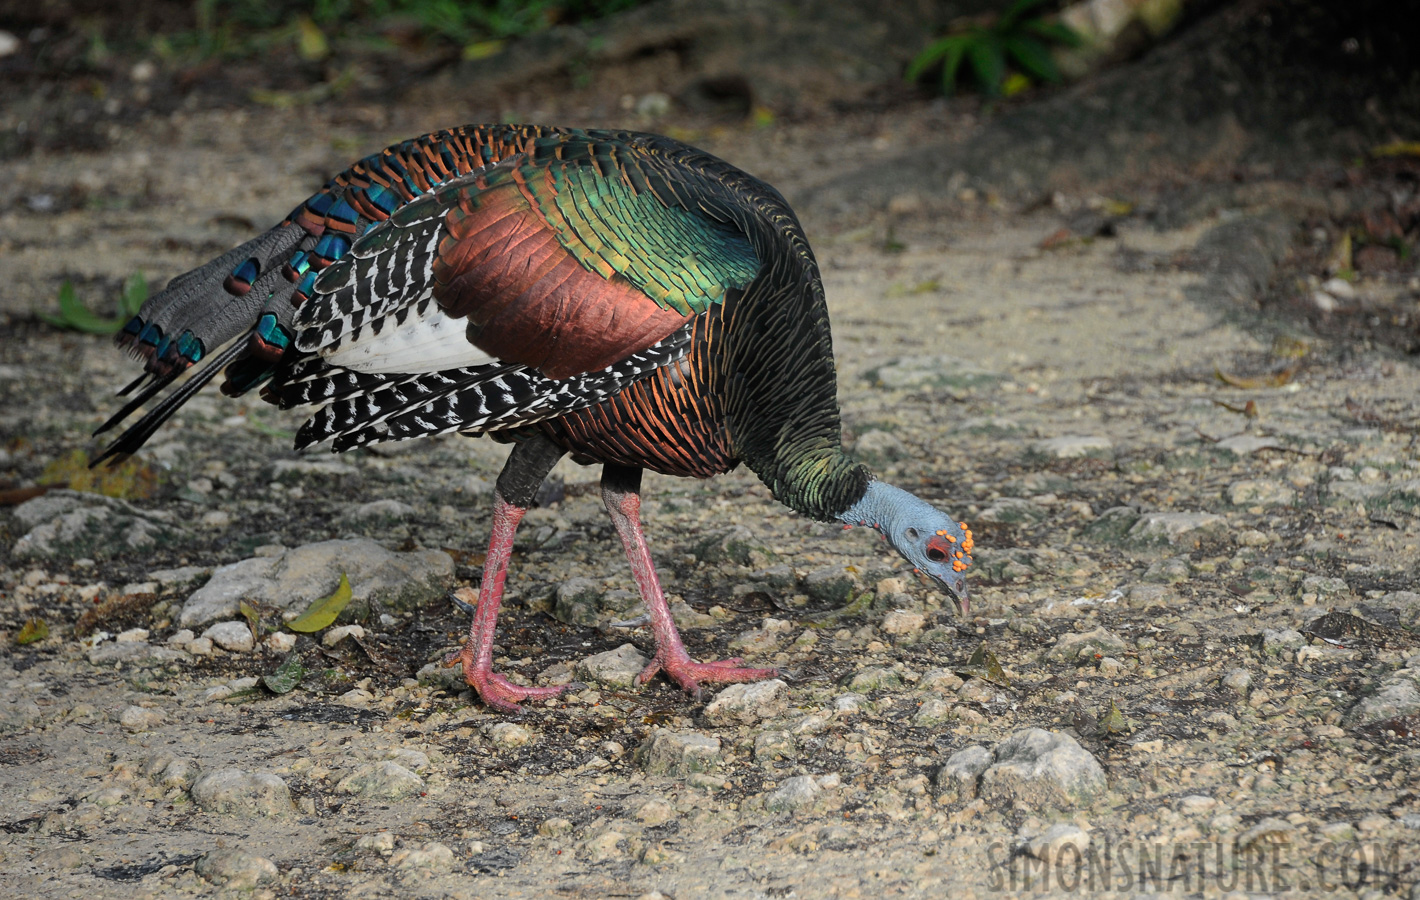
[{"x1": 926, "y1": 547, "x2": 947, "y2": 562}]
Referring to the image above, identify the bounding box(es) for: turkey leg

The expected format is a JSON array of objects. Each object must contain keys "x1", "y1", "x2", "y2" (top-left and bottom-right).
[
  {"x1": 600, "y1": 464, "x2": 778, "y2": 696},
  {"x1": 444, "y1": 435, "x2": 572, "y2": 712}
]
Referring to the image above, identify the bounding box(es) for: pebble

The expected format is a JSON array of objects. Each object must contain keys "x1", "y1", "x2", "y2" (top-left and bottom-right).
[
  {"x1": 1228, "y1": 479, "x2": 1296, "y2": 507},
  {"x1": 634, "y1": 729, "x2": 721, "y2": 776},
  {"x1": 1237, "y1": 817, "x2": 1293, "y2": 848},
  {"x1": 336, "y1": 761, "x2": 425, "y2": 799},
  {"x1": 265, "y1": 632, "x2": 297, "y2": 652},
  {"x1": 634, "y1": 798, "x2": 676, "y2": 826},
  {"x1": 194, "y1": 849, "x2": 279, "y2": 888},
  {"x1": 390, "y1": 841, "x2": 455, "y2": 871},
  {"x1": 202, "y1": 621, "x2": 254, "y2": 653},
  {"x1": 190, "y1": 769, "x2": 292, "y2": 817},
  {"x1": 488, "y1": 722, "x2": 533, "y2": 748},
  {"x1": 1047, "y1": 626, "x2": 1126, "y2": 662},
  {"x1": 1031, "y1": 435, "x2": 1113, "y2": 459},
  {"x1": 918, "y1": 669, "x2": 964, "y2": 692},
  {"x1": 323, "y1": 624, "x2": 365, "y2": 647},
  {"x1": 935, "y1": 745, "x2": 992, "y2": 802},
  {"x1": 843, "y1": 667, "x2": 902, "y2": 691},
  {"x1": 538, "y1": 817, "x2": 575, "y2": 836},
  {"x1": 119, "y1": 705, "x2": 164, "y2": 732},
  {"x1": 143, "y1": 753, "x2": 200, "y2": 790},
  {"x1": 1021, "y1": 822, "x2": 1091, "y2": 861},
  {"x1": 978, "y1": 728, "x2": 1108, "y2": 809},
  {"x1": 552, "y1": 577, "x2": 602, "y2": 626},
  {"x1": 1345, "y1": 673, "x2": 1420, "y2": 726},
  {"x1": 833, "y1": 693, "x2": 866, "y2": 714},
  {"x1": 1222, "y1": 669, "x2": 1253, "y2": 694},
  {"x1": 355, "y1": 831, "x2": 396, "y2": 853},
  {"x1": 1127, "y1": 511, "x2": 1226, "y2": 547},
  {"x1": 1178, "y1": 795, "x2": 1217, "y2": 814},
  {"x1": 913, "y1": 698, "x2": 955, "y2": 726},
  {"x1": 764, "y1": 775, "x2": 819, "y2": 811},
  {"x1": 203, "y1": 676, "x2": 259, "y2": 702},
  {"x1": 1261, "y1": 629, "x2": 1305, "y2": 655},
  {"x1": 577, "y1": 643, "x2": 648, "y2": 688},
  {"x1": 703, "y1": 679, "x2": 788, "y2": 725},
  {"x1": 580, "y1": 829, "x2": 627, "y2": 861},
  {"x1": 880, "y1": 609, "x2": 925, "y2": 634},
  {"x1": 803, "y1": 566, "x2": 856, "y2": 604}
]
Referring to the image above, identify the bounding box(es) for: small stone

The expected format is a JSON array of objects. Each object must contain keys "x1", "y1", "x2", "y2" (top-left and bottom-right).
[
  {"x1": 1179, "y1": 795, "x2": 1218, "y2": 814},
  {"x1": 914, "y1": 697, "x2": 956, "y2": 726},
  {"x1": 1031, "y1": 435, "x2": 1113, "y2": 459},
  {"x1": 803, "y1": 566, "x2": 857, "y2": 605},
  {"x1": 919, "y1": 669, "x2": 965, "y2": 693},
  {"x1": 354, "y1": 832, "x2": 396, "y2": 854},
  {"x1": 1237, "y1": 817, "x2": 1293, "y2": 849},
  {"x1": 844, "y1": 667, "x2": 902, "y2": 692},
  {"x1": 765, "y1": 775, "x2": 819, "y2": 811},
  {"x1": 881, "y1": 609, "x2": 926, "y2": 635},
  {"x1": 1261, "y1": 629, "x2": 1305, "y2": 655},
  {"x1": 979, "y1": 728, "x2": 1108, "y2": 809},
  {"x1": 264, "y1": 632, "x2": 296, "y2": 653},
  {"x1": 1222, "y1": 669, "x2": 1252, "y2": 694},
  {"x1": 1047, "y1": 627, "x2": 1127, "y2": 662},
  {"x1": 338, "y1": 688, "x2": 374, "y2": 705},
  {"x1": 1344, "y1": 671, "x2": 1420, "y2": 726},
  {"x1": 346, "y1": 499, "x2": 415, "y2": 521},
  {"x1": 387, "y1": 749, "x2": 431, "y2": 773},
  {"x1": 634, "y1": 798, "x2": 676, "y2": 826},
  {"x1": 1228, "y1": 480, "x2": 1295, "y2": 507},
  {"x1": 935, "y1": 745, "x2": 992, "y2": 802},
  {"x1": 336, "y1": 762, "x2": 424, "y2": 799},
  {"x1": 322, "y1": 624, "x2": 365, "y2": 647},
  {"x1": 1127, "y1": 511, "x2": 1226, "y2": 548},
  {"x1": 833, "y1": 693, "x2": 866, "y2": 713},
  {"x1": 580, "y1": 829, "x2": 627, "y2": 862},
  {"x1": 187, "y1": 636, "x2": 213, "y2": 656},
  {"x1": 753, "y1": 730, "x2": 797, "y2": 765},
  {"x1": 488, "y1": 722, "x2": 534, "y2": 748},
  {"x1": 577, "y1": 643, "x2": 649, "y2": 688},
  {"x1": 190, "y1": 769, "x2": 292, "y2": 817},
  {"x1": 203, "y1": 676, "x2": 259, "y2": 702},
  {"x1": 552, "y1": 577, "x2": 603, "y2": 626},
  {"x1": 202, "y1": 621, "x2": 255, "y2": 653},
  {"x1": 391, "y1": 841, "x2": 455, "y2": 871},
  {"x1": 538, "y1": 817, "x2": 575, "y2": 836},
  {"x1": 119, "y1": 705, "x2": 164, "y2": 732},
  {"x1": 143, "y1": 753, "x2": 200, "y2": 790},
  {"x1": 1022, "y1": 822, "x2": 1091, "y2": 862},
  {"x1": 634, "y1": 730, "x2": 721, "y2": 776},
  {"x1": 703, "y1": 679, "x2": 788, "y2": 725},
  {"x1": 116, "y1": 627, "x2": 150, "y2": 643},
  {"x1": 194, "y1": 849, "x2": 279, "y2": 889}
]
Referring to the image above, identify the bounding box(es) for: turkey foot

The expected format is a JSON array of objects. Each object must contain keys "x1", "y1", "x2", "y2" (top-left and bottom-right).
[
  {"x1": 637, "y1": 650, "x2": 778, "y2": 696},
  {"x1": 443, "y1": 641, "x2": 571, "y2": 713}
]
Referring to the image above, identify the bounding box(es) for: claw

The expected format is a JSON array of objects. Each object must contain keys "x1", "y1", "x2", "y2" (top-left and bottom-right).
[
  {"x1": 443, "y1": 641, "x2": 573, "y2": 712},
  {"x1": 637, "y1": 650, "x2": 778, "y2": 696}
]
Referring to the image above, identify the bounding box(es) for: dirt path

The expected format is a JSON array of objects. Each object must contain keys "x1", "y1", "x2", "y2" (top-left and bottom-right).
[{"x1": 3, "y1": 61, "x2": 1420, "y2": 900}]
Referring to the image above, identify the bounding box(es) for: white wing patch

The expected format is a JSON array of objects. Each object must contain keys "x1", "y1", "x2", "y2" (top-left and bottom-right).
[{"x1": 321, "y1": 308, "x2": 498, "y2": 374}]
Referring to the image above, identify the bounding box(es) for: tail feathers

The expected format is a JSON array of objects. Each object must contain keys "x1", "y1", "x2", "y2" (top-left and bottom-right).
[
  {"x1": 93, "y1": 368, "x2": 183, "y2": 437},
  {"x1": 93, "y1": 338, "x2": 251, "y2": 467},
  {"x1": 117, "y1": 224, "x2": 307, "y2": 377}
]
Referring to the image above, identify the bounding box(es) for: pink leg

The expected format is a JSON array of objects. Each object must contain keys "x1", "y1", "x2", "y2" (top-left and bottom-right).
[
  {"x1": 443, "y1": 494, "x2": 573, "y2": 712},
  {"x1": 601, "y1": 466, "x2": 777, "y2": 697}
]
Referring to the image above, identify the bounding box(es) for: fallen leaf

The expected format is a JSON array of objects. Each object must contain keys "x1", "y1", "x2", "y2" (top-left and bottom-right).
[
  {"x1": 262, "y1": 650, "x2": 306, "y2": 695},
  {"x1": 958, "y1": 641, "x2": 1010, "y2": 687},
  {"x1": 1214, "y1": 367, "x2": 1296, "y2": 389},
  {"x1": 17, "y1": 618, "x2": 49, "y2": 645},
  {"x1": 286, "y1": 573, "x2": 352, "y2": 633}
]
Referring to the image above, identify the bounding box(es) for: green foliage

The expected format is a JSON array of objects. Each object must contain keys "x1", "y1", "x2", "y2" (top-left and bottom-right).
[
  {"x1": 39, "y1": 272, "x2": 147, "y2": 335},
  {"x1": 907, "y1": 0, "x2": 1081, "y2": 97},
  {"x1": 160, "y1": 0, "x2": 647, "y2": 63}
]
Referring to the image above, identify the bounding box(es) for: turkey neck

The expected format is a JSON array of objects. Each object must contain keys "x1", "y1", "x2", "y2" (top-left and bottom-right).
[{"x1": 699, "y1": 169, "x2": 871, "y2": 522}]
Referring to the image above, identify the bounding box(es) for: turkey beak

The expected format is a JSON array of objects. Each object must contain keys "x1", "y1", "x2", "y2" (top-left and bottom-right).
[{"x1": 949, "y1": 583, "x2": 969, "y2": 617}]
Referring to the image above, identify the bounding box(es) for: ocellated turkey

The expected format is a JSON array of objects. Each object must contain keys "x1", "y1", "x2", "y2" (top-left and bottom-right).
[{"x1": 99, "y1": 124, "x2": 974, "y2": 711}]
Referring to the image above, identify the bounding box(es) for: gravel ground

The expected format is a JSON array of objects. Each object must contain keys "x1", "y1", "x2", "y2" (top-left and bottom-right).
[{"x1": 3, "y1": 80, "x2": 1420, "y2": 900}]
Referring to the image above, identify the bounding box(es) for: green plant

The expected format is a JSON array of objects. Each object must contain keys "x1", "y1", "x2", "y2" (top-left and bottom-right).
[
  {"x1": 906, "y1": 0, "x2": 1081, "y2": 97},
  {"x1": 39, "y1": 272, "x2": 148, "y2": 334}
]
